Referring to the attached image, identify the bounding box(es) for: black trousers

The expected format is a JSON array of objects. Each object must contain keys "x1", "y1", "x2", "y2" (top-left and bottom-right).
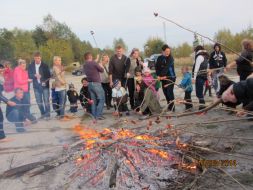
[
  {"x1": 127, "y1": 78, "x2": 135, "y2": 109},
  {"x1": 204, "y1": 86, "x2": 212, "y2": 96},
  {"x1": 102, "y1": 83, "x2": 112, "y2": 107},
  {"x1": 0, "y1": 109, "x2": 5, "y2": 139},
  {"x1": 184, "y1": 91, "x2": 193, "y2": 110},
  {"x1": 162, "y1": 80, "x2": 175, "y2": 111}
]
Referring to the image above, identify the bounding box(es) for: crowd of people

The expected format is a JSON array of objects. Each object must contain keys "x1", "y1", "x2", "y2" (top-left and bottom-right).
[{"x1": 0, "y1": 39, "x2": 252, "y2": 141}]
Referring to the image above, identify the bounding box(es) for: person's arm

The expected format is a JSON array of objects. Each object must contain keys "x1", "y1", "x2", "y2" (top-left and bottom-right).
[
  {"x1": 209, "y1": 52, "x2": 215, "y2": 69},
  {"x1": 125, "y1": 57, "x2": 131, "y2": 77},
  {"x1": 44, "y1": 64, "x2": 51, "y2": 81},
  {"x1": 193, "y1": 56, "x2": 204, "y2": 80},
  {"x1": 226, "y1": 61, "x2": 237, "y2": 69},
  {"x1": 95, "y1": 54, "x2": 100, "y2": 63},
  {"x1": 155, "y1": 57, "x2": 162, "y2": 76},
  {"x1": 223, "y1": 52, "x2": 227, "y2": 67},
  {"x1": 28, "y1": 64, "x2": 36, "y2": 80},
  {"x1": 180, "y1": 75, "x2": 188, "y2": 88},
  {"x1": 96, "y1": 63, "x2": 104, "y2": 73},
  {"x1": 54, "y1": 66, "x2": 66, "y2": 85},
  {"x1": 109, "y1": 57, "x2": 114, "y2": 86}
]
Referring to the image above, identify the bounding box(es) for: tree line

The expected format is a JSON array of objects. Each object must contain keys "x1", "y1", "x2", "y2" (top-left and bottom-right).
[{"x1": 0, "y1": 14, "x2": 252, "y2": 66}]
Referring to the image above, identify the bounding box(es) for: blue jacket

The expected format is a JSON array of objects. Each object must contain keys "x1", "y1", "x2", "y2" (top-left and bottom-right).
[
  {"x1": 179, "y1": 72, "x2": 193, "y2": 92},
  {"x1": 155, "y1": 55, "x2": 176, "y2": 79}
]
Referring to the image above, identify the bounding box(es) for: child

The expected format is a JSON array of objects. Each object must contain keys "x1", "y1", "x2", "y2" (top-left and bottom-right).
[
  {"x1": 51, "y1": 81, "x2": 60, "y2": 117},
  {"x1": 67, "y1": 83, "x2": 79, "y2": 113},
  {"x1": 112, "y1": 79, "x2": 129, "y2": 116},
  {"x1": 138, "y1": 67, "x2": 161, "y2": 120},
  {"x1": 178, "y1": 66, "x2": 193, "y2": 111},
  {"x1": 79, "y1": 77, "x2": 92, "y2": 113},
  {"x1": 204, "y1": 73, "x2": 212, "y2": 97}
]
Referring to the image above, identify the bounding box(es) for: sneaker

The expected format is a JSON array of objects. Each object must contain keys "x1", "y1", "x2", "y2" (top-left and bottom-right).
[
  {"x1": 16, "y1": 127, "x2": 26, "y2": 133},
  {"x1": 97, "y1": 116, "x2": 106, "y2": 120},
  {"x1": 139, "y1": 114, "x2": 151, "y2": 120}
]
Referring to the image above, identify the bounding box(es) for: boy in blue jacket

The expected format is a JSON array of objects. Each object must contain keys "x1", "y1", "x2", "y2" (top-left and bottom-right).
[{"x1": 179, "y1": 66, "x2": 193, "y2": 110}]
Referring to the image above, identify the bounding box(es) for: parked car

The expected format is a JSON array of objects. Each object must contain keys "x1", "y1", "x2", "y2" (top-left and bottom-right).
[
  {"x1": 72, "y1": 67, "x2": 83, "y2": 76},
  {"x1": 144, "y1": 54, "x2": 161, "y2": 70}
]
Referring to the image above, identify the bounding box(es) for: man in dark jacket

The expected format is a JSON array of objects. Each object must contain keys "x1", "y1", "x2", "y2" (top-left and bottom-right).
[
  {"x1": 222, "y1": 77, "x2": 253, "y2": 116},
  {"x1": 28, "y1": 52, "x2": 51, "y2": 119},
  {"x1": 6, "y1": 88, "x2": 35, "y2": 132},
  {"x1": 155, "y1": 44, "x2": 176, "y2": 111},
  {"x1": 209, "y1": 43, "x2": 227, "y2": 94},
  {"x1": 109, "y1": 45, "x2": 131, "y2": 87}
]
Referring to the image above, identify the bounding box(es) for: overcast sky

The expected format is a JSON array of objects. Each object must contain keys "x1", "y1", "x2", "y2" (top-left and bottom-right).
[{"x1": 1, "y1": 0, "x2": 252, "y2": 51}]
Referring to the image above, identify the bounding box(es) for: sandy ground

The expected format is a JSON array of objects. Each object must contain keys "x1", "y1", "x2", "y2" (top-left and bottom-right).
[{"x1": 0, "y1": 73, "x2": 253, "y2": 190}]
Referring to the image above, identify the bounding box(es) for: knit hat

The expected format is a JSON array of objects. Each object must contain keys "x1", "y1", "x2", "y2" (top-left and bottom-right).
[
  {"x1": 112, "y1": 79, "x2": 120, "y2": 88},
  {"x1": 69, "y1": 83, "x2": 75, "y2": 89},
  {"x1": 142, "y1": 66, "x2": 151, "y2": 74}
]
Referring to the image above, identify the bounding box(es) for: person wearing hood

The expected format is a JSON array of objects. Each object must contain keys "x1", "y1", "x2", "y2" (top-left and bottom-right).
[
  {"x1": 192, "y1": 45, "x2": 209, "y2": 110},
  {"x1": 209, "y1": 43, "x2": 227, "y2": 94},
  {"x1": 226, "y1": 39, "x2": 253, "y2": 81},
  {"x1": 221, "y1": 77, "x2": 253, "y2": 117}
]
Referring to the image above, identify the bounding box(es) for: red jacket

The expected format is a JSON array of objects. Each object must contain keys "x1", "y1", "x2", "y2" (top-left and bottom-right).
[
  {"x1": 14, "y1": 66, "x2": 29, "y2": 92},
  {"x1": 3, "y1": 68, "x2": 14, "y2": 92}
]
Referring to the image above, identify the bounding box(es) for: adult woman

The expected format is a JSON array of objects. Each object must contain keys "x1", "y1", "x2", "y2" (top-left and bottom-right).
[
  {"x1": 13, "y1": 59, "x2": 35, "y2": 119},
  {"x1": 52, "y1": 56, "x2": 67, "y2": 120},
  {"x1": 226, "y1": 39, "x2": 253, "y2": 81},
  {"x1": 128, "y1": 48, "x2": 143, "y2": 109},
  {"x1": 100, "y1": 54, "x2": 112, "y2": 110},
  {"x1": 192, "y1": 46, "x2": 209, "y2": 110},
  {"x1": 3, "y1": 61, "x2": 14, "y2": 97},
  {"x1": 155, "y1": 44, "x2": 176, "y2": 111}
]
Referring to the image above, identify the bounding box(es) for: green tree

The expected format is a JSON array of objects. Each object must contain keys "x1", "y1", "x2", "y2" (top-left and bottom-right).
[
  {"x1": 113, "y1": 38, "x2": 128, "y2": 51},
  {"x1": 32, "y1": 26, "x2": 48, "y2": 48},
  {"x1": 144, "y1": 37, "x2": 164, "y2": 57},
  {"x1": 39, "y1": 39, "x2": 74, "y2": 66},
  {"x1": 12, "y1": 28, "x2": 37, "y2": 62},
  {"x1": 174, "y1": 42, "x2": 192, "y2": 58},
  {"x1": 214, "y1": 29, "x2": 234, "y2": 53},
  {"x1": 0, "y1": 28, "x2": 14, "y2": 61}
]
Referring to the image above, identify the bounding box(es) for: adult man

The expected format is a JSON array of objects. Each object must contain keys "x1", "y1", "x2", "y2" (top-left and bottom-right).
[
  {"x1": 83, "y1": 52, "x2": 105, "y2": 120},
  {"x1": 6, "y1": 88, "x2": 36, "y2": 132},
  {"x1": 222, "y1": 77, "x2": 253, "y2": 117},
  {"x1": 28, "y1": 52, "x2": 51, "y2": 119},
  {"x1": 209, "y1": 43, "x2": 227, "y2": 94},
  {"x1": 109, "y1": 45, "x2": 131, "y2": 87}
]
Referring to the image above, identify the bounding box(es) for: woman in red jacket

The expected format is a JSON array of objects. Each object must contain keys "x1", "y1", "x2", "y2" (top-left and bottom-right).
[
  {"x1": 13, "y1": 59, "x2": 35, "y2": 121},
  {"x1": 3, "y1": 61, "x2": 14, "y2": 95}
]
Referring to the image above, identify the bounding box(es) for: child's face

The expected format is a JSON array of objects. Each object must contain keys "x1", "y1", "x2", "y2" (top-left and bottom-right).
[
  {"x1": 135, "y1": 72, "x2": 142, "y2": 77},
  {"x1": 181, "y1": 68, "x2": 187, "y2": 74},
  {"x1": 144, "y1": 71, "x2": 151, "y2": 77},
  {"x1": 116, "y1": 81, "x2": 122, "y2": 89},
  {"x1": 82, "y1": 80, "x2": 88, "y2": 87}
]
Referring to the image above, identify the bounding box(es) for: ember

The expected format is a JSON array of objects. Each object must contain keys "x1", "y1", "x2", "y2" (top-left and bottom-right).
[{"x1": 69, "y1": 124, "x2": 198, "y2": 189}]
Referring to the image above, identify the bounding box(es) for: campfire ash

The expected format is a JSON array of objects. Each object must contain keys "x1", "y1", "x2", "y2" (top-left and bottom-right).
[{"x1": 68, "y1": 124, "x2": 197, "y2": 189}]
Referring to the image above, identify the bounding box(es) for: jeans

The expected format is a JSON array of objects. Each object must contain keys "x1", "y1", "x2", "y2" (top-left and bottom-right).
[
  {"x1": 56, "y1": 90, "x2": 66, "y2": 117},
  {"x1": 162, "y1": 79, "x2": 175, "y2": 111},
  {"x1": 212, "y1": 69, "x2": 223, "y2": 93},
  {"x1": 184, "y1": 91, "x2": 193, "y2": 110},
  {"x1": 23, "y1": 92, "x2": 31, "y2": 115},
  {"x1": 127, "y1": 78, "x2": 135, "y2": 109},
  {"x1": 102, "y1": 83, "x2": 112, "y2": 107},
  {"x1": 88, "y1": 82, "x2": 105, "y2": 118},
  {"x1": 0, "y1": 109, "x2": 5, "y2": 139},
  {"x1": 6, "y1": 109, "x2": 25, "y2": 132},
  {"x1": 195, "y1": 77, "x2": 206, "y2": 109},
  {"x1": 34, "y1": 87, "x2": 50, "y2": 117}
]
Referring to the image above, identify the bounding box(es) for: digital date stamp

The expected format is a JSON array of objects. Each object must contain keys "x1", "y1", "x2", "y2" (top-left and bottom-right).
[{"x1": 198, "y1": 159, "x2": 237, "y2": 168}]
